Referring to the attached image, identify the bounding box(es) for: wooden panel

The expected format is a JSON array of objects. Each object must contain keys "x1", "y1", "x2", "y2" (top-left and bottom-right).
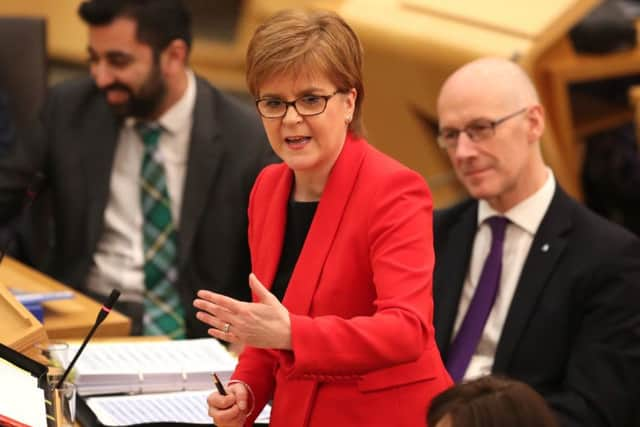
[
  {"x1": 402, "y1": 0, "x2": 581, "y2": 39},
  {"x1": 339, "y1": 0, "x2": 597, "y2": 207},
  {"x1": 0, "y1": 283, "x2": 48, "y2": 357},
  {"x1": 0, "y1": 0, "x2": 344, "y2": 92},
  {"x1": 0, "y1": 257, "x2": 131, "y2": 340},
  {"x1": 534, "y1": 22, "x2": 640, "y2": 200},
  {"x1": 0, "y1": 0, "x2": 602, "y2": 202},
  {"x1": 0, "y1": 0, "x2": 87, "y2": 63}
]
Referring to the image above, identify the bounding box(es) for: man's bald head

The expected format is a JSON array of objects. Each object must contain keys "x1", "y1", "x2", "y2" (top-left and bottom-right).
[
  {"x1": 436, "y1": 57, "x2": 548, "y2": 212},
  {"x1": 438, "y1": 57, "x2": 539, "y2": 113}
]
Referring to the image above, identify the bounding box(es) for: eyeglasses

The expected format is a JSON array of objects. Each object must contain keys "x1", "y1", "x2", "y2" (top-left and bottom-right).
[
  {"x1": 255, "y1": 90, "x2": 343, "y2": 119},
  {"x1": 437, "y1": 107, "x2": 528, "y2": 149}
]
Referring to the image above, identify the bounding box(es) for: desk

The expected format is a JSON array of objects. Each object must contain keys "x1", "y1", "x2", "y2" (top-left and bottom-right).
[{"x1": 0, "y1": 256, "x2": 131, "y2": 339}]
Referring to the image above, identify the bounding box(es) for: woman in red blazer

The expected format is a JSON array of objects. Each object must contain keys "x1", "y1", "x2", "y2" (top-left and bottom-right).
[{"x1": 193, "y1": 9, "x2": 452, "y2": 427}]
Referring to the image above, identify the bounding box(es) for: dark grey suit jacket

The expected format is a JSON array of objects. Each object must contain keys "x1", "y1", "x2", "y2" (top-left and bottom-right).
[
  {"x1": 0, "y1": 76, "x2": 278, "y2": 337},
  {"x1": 433, "y1": 187, "x2": 640, "y2": 427}
]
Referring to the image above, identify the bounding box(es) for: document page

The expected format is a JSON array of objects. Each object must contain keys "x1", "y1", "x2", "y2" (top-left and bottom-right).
[
  {"x1": 0, "y1": 359, "x2": 47, "y2": 427},
  {"x1": 69, "y1": 338, "x2": 236, "y2": 374},
  {"x1": 86, "y1": 390, "x2": 271, "y2": 425}
]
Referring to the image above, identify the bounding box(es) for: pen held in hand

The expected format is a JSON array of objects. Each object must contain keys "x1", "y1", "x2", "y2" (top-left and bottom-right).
[{"x1": 212, "y1": 372, "x2": 227, "y2": 396}]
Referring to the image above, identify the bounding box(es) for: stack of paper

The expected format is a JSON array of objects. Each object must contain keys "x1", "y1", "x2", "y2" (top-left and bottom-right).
[{"x1": 68, "y1": 339, "x2": 237, "y2": 396}]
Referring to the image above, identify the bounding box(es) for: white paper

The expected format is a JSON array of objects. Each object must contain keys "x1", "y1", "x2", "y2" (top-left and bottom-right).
[
  {"x1": 68, "y1": 338, "x2": 237, "y2": 396},
  {"x1": 0, "y1": 359, "x2": 47, "y2": 427},
  {"x1": 87, "y1": 389, "x2": 271, "y2": 425}
]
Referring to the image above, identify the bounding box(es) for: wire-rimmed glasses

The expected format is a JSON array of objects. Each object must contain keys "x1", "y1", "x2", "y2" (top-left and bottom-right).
[{"x1": 437, "y1": 107, "x2": 528, "y2": 149}]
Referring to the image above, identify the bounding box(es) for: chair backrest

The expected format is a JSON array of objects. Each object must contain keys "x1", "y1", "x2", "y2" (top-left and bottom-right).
[
  {"x1": 0, "y1": 17, "x2": 47, "y2": 134},
  {"x1": 0, "y1": 17, "x2": 49, "y2": 267}
]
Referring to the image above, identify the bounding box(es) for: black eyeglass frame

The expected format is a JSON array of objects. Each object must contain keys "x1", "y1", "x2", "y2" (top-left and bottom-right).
[
  {"x1": 255, "y1": 90, "x2": 344, "y2": 119},
  {"x1": 437, "y1": 107, "x2": 528, "y2": 148}
]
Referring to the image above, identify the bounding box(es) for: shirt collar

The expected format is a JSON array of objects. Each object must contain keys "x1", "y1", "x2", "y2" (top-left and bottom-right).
[{"x1": 478, "y1": 167, "x2": 555, "y2": 235}]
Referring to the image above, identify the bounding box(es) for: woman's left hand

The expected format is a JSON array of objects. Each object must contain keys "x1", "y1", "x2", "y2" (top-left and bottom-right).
[{"x1": 194, "y1": 273, "x2": 292, "y2": 350}]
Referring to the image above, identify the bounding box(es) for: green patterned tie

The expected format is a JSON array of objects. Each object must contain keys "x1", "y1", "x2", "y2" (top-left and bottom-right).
[{"x1": 137, "y1": 123, "x2": 186, "y2": 339}]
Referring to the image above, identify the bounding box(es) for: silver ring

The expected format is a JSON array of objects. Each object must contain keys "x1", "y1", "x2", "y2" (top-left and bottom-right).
[{"x1": 223, "y1": 323, "x2": 230, "y2": 334}]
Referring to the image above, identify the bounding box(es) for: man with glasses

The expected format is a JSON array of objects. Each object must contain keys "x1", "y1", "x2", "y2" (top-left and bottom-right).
[
  {"x1": 0, "y1": 0, "x2": 277, "y2": 338},
  {"x1": 432, "y1": 57, "x2": 640, "y2": 427}
]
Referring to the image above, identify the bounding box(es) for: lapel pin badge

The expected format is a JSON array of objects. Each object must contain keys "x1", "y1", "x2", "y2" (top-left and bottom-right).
[{"x1": 541, "y1": 243, "x2": 550, "y2": 253}]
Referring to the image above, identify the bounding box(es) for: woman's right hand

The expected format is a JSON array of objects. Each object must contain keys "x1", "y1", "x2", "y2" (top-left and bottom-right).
[{"x1": 207, "y1": 382, "x2": 250, "y2": 427}]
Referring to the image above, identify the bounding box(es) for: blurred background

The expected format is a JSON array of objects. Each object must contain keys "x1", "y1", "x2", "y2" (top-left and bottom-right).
[{"x1": 1, "y1": 0, "x2": 639, "y2": 235}]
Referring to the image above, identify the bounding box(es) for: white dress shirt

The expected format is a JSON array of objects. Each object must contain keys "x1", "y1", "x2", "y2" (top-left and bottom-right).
[
  {"x1": 86, "y1": 70, "x2": 196, "y2": 302},
  {"x1": 453, "y1": 168, "x2": 556, "y2": 381}
]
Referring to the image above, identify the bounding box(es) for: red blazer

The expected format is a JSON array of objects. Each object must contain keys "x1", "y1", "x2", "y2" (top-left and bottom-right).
[{"x1": 233, "y1": 134, "x2": 452, "y2": 427}]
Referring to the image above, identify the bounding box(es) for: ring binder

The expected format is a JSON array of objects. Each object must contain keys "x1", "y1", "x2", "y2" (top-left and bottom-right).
[
  {"x1": 67, "y1": 339, "x2": 236, "y2": 397},
  {"x1": 137, "y1": 372, "x2": 144, "y2": 395},
  {"x1": 181, "y1": 371, "x2": 188, "y2": 392}
]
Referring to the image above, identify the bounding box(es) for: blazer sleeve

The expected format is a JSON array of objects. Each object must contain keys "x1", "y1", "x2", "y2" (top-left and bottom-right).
[
  {"x1": 232, "y1": 346, "x2": 277, "y2": 425},
  {"x1": 283, "y1": 168, "x2": 436, "y2": 377}
]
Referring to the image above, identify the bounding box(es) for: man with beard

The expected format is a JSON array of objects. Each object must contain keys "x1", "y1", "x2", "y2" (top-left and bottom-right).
[{"x1": 0, "y1": 0, "x2": 277, "y2": 338}]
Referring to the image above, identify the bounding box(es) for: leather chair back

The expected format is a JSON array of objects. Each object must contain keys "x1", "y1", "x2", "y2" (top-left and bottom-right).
[
  {"x1": 0, "y1": 17, "x2": 49, "y2": 267},
  {"x1": 0, "y1": 17, "x2": 47, "y2": 134}
]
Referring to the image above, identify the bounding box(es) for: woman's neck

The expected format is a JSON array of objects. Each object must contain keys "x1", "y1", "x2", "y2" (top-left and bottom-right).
[{"x1": 292, "y1": 174, "x2": 325, "y2": 201}]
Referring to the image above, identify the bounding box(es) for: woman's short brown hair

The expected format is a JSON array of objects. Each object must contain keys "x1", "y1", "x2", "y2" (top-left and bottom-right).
[
  {"x1": 246, "y1": 8, "x2": 365, "y2": 136},
  {"x1": 428, "y1": 376, "x2": 560, "y2": 427}
]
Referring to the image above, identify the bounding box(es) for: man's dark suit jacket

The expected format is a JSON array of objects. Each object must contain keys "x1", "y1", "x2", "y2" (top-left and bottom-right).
[
  {"x1": 433, "y1": 186, "x2": 640, "y2": 427},
  {"x1": 0, "y1": 76, "x2": 278, "y2": 337}
]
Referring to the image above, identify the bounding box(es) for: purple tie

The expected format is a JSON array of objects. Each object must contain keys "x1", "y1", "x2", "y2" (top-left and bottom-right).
[{"x1": 446, "y1": 216, "x2": 508, "y2": 382}]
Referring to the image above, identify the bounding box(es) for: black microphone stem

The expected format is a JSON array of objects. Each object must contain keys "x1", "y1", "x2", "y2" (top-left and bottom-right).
[
  {"x1": 55, "y1": 318, "x2": 100, "y2": 388},
  {"x1": 55, "y1": 289, "x2": 120, "y2": 388}
]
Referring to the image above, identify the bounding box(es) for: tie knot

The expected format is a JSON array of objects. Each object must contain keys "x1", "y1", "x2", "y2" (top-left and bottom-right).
[
  {"x1": 136, "y1": 123, "x2": 162, "y2": 149},
  {"x1": 485, "y1": 216, "x2": 508, "y2": 243}
]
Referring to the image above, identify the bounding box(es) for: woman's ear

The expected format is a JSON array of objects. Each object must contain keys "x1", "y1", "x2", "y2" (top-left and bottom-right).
[{"x1": 345, "y1": 87, "x2": 357, "y2": 117}]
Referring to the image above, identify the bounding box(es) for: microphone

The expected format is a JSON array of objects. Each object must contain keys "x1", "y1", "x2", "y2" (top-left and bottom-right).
[
  {"x1": 55, "y1": 289, "x2": 121, "y2": 388},
  {"x1": 0, "y1": 172, "x2": 46, "y2": 263}
]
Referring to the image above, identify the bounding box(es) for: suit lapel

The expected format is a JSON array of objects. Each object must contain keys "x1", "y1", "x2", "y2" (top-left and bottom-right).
[
  {"x1": 82, "y1": 95, "x2": 120, "y2": 254},
  {"x1": 434, "y1": 203, "x2": 477, "y2": 357},
  {"x1": 282, "y1": 135, "x2": 367, "y2": 315},
  {"x1": 493, "y1": 188, "x2": 572, "y2": 372},
  {"x1": 178, "y1": 78, "x2": 223, "y2": 266}
]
